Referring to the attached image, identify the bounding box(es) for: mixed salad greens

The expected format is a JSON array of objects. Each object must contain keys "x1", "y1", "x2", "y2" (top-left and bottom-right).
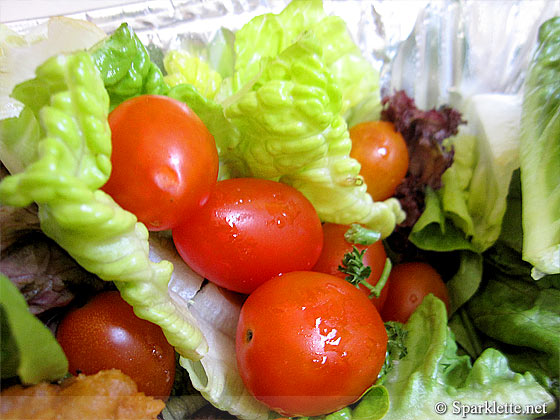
[{"x1": 0, "y1": 0, "x2": 559, "y2": 419}]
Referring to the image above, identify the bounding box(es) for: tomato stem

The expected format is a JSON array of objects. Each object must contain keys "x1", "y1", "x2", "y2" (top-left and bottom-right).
[
  {"x1": 344, "y1": 224, "x2": 381, "y2": 246},
  {"x1": 367, "y1": 258, "x2": 392, "y2": 299},
  {"x1": 339, "y1": 248, "x2": 392, "y2": 298}
]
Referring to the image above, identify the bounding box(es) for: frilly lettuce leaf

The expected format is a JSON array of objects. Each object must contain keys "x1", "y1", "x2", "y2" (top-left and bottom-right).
[
  {"x1": 223, "y1": 32, "x2": 403, "y2": 237},
  {"x1": 382, "y1": 295, "x2": 555, "y2": 420},
  {"x1": 519, "y1": 17, "x2": 560, "y2": 278},
  {"x1": 164, "y1": 50, "x2": 223, "y2": 100},
  {"x1": 90, "y1": 23, "x2": 169, "y2": 109},
  {"x1": 1, "y1": 274, "x2": 68, "y2": 384},
  {"x1": 231, "y1": 0, "x2": 380, "y2": 122},
  {"x1": 0, "y1": 51, "x2": 207, "y2": 360}
]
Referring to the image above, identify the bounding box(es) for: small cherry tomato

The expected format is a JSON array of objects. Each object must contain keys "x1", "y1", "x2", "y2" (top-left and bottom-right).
[
  {"x1": 312, "y1": 223, "x2": 389, "y2": 311},
  {"x1": 102, "y1": 95, "x2": 219, "y2": 231},
  {"x1": 173, "y1": 178, "x2": 323, "y2": 294},
  {"x1": 236, "y1": 271, "x2": 387, "y2": 417},
  {"x1": 349, "y1": 121, "x2": 409, "y2": 201},
  {"x1": 56, "y1": 291, "x2": 175, "y2": 399},
  {"x1": 381, "y1": 262, "x2": 450, "y2": 323}
]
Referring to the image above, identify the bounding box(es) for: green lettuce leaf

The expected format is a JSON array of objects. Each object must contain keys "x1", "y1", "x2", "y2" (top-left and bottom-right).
[
  {"x1": 382, "y1": 295, "x2": 555, "y2": 420},
  {"x1": 519, "y1": 17, "x2": 560, "y2": 278},
  {"x1": 223, "y1": 32, "x2": 403, "y2": 237},
  {"x1": 445, "y1": 251, "x2": 483, "y2": 315},
  {"x1": 467, "y1": 273, "x2": 560, "y2": 384},
  {"x1": 164, "y1": 50, "x2": 223, "y2": 100},
  {"x1": 503, "y1": 351, "x2": 560, "y2": 399},
  {"x1": 0, "y1": 106, "x2": 41, "y2": 175},
  {"x1": 230, "y1": 0, "x2": 380, "y2": 122},
  {"x1": 410, "y1": 187, "x2": 477, "y2": 252},
  {"x1": 166, "y1": 83, "x2": 240, "y2": 180},
  {"x1": 0, "y1": 274, "x2": 68, "y2": 384},
  {"x1": 0, "y1": 51, "x2": 207, "y2": 360},
  {"x1": 91, "y1": 23, "x2": 169, "y2": 109},
  {"x1": 299, "y1": 385, "x2": 390, "y2": 420}
]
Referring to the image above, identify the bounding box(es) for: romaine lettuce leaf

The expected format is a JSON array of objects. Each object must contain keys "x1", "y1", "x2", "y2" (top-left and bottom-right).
[
  {"x1": 382, "y1": 295, "x2": 555, "y2": 420},
  {"x1": 0, "y1": 51, "x2": 207, "y2": 360},
  {"x1": 0, "y1": 274, "x2": 68, "y2": 384},
  {"x1": 519, "y1": 17, "x2": 560, "y2": 278}
]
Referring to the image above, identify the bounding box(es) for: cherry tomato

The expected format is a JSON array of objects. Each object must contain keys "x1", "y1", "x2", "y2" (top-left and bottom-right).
[
  {"x1": 312, "y1": 223, "x2": 389, "y2": 311},
  {"x1": 56, "y1": 291, "x2": 175, "y2": 399},
  {"x1": 381, "y1": 262, "x2": 450, "y2": 323},
  {"x1": 236, "y1": 271, "x2": 387, "y2": 417},
  {"x1": 172, "y1": 178, "x2": 323, "y2": 294},
  {"x1": 349, "y1": 121, "x2": 409, "y2": 201},
  {"x1": 102, "y1": 95, "x2": 219, "y2": 231}
]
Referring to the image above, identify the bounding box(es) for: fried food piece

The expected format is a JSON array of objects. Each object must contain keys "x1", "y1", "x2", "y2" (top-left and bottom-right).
[{"x1": 0, "y1": 369, "x2": 165, "y2": 419}]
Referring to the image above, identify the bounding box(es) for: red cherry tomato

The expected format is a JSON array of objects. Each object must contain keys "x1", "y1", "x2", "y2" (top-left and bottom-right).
[
  {"x1": 349, "y1": 121, "x2": 409, "y2": 201},
  {"x1": 236, "y1": 271, "x2": 387, "y2": 417},
  {"x1": 173, "y1": 178, "x2": 323, "y2": 294},
  {"x1": 381, "y1": 262, "x2": 450, "y2": 323},
  {"x1": 312, "y1": 223, "x2": 389, "y2": 311},
  {"x1": 102, "y1": 95, "x2": 219, "y2": 231},
  {"x1": 56, "y1": 291, "x2": 175, "y2": 399}
]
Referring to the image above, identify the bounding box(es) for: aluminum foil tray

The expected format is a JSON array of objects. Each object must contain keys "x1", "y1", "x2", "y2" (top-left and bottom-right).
[{"x1": 5, "y1": 0, "x2": 558, "y2": 109}]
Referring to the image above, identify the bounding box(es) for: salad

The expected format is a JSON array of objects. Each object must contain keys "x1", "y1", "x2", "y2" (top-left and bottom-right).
[{"x1": 0, "y1": 0, "x2": 559, "y2": 419}]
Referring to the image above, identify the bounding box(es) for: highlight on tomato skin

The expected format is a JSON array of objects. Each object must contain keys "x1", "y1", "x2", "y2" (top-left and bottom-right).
[
  {"x1": 102, "y1": 94, "x2": 219, "y2": 231},
  {"x1": 349, "y1": 120, "x2": 409, "y2": 202},
  {"x1": 172, "y1": 178, "x2": 324, "y2": 295},
  {"x1": 55, "y1": 291, "x2": 176, "y2": 399},
  {"x1": 312, "y1": 222, "x2": 389, "y2": 311},
  {"x1": 381, "y1": 261, "x2": 450, "y2": 324},
  {"x1": 236, "y1": 271, "x2": 388, "y2": 417}
]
